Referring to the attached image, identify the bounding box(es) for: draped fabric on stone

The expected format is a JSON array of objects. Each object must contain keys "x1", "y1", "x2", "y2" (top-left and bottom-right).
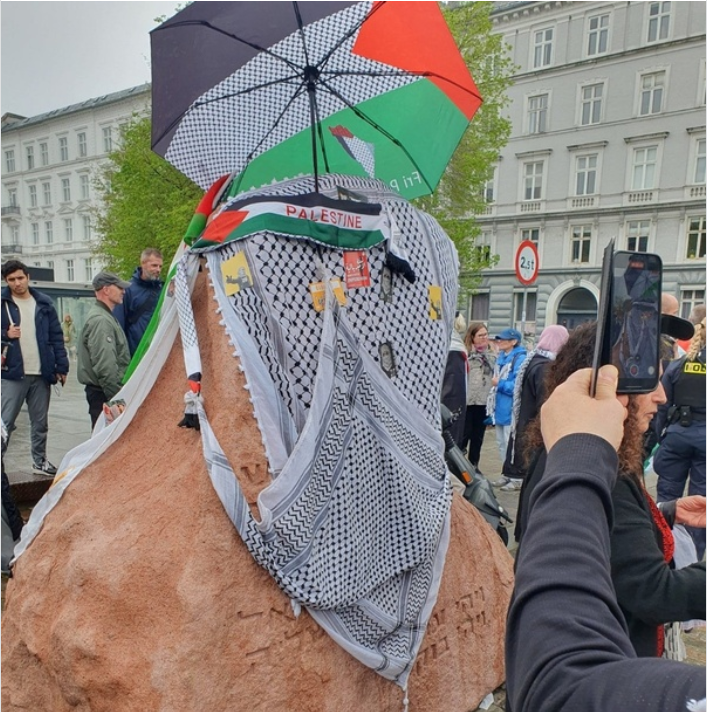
[{"x1": 183, "y1": 175, "x2": 458, "y2": 687}]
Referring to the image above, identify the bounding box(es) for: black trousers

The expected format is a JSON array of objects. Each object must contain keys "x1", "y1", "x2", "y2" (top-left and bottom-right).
[
  {"x1": 462, "y1": 404, "x2": 488, "y2": 468},
  {"x1": 84, "y1": 385, "x2": 108, "y2": 429}
]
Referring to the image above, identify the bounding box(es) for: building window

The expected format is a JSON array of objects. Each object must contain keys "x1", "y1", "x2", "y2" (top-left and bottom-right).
[
  {"x1": 7, "y1": 188, "x2": 17, "y2": 207},
  {"x1": 66, "y1": 259, "x2": 75, "y2": 282},
  {"x1": 473, "y1": 232, "x2": 493, "y2": 264},
  {"x1": 631, "y1": 146, "x2": 657, "y2": 190},
  {"x1": 59, "y1": 136, "x2": 68, "y2": 162},
  {"x1": 533, "y1": 27, "x2": 554, "y2": 69},
  {"x1": 527, "y1": 94, "x2": 548, "y2": 134},
  {"x1": 40, "y1": 142, "x2": 49, "y2": 167},
  {"x1": 102, "y1": 127, "x2": 113, "y2": 153},
  {"x1": 514, "y1": 292, "x2": 537, "y2": 334},
  {"x1": 83, "y1": 215, "x2": 92, "y2": 240},
  {"x1": 686, "y1": 216, "x2": 706, "y2": 259},
  {"x1": 45, "y1": 221, "x2": 53, "y2": 244},
  {"x1": 469, "y1": 292, "x2": 490, "y2": 322},
  {"x1": 571, "y1": 225, "x2": 592, "y2": 263},
  {"x1": 694, "y1": 138, "x2": 706, "y2": 184},
  {"x1": 680, "y1": 288, "x2": 705, "y2": 320},
  {"x1": 31, "y1": 222, "x2": 39, "y2": 245},
  {"x1": 5, "y1": 149, "x2": 15, "y2": 173},
  {"x1": 64, "y1": 218, "x2": 73, "y2": 242},
  {"x1": 47, "y1": 261, "x2": 54, "y2": 271},
  {"x1": 648, "y1": 1, "x2": 670, "y2": 42},
  {"x1": 61, "y1": 177, "x2": 71, "y2": 202},
  {"x1": 639, "y1": 72, "x2": 665, "y2": 116},
  {"x1": 79, "y1": 174, "x2": 90, "y2": 200},
  {"x1": 580, "y1": 83, "x2": 603, "y2": 126},
  {"x1": 523, "y1": 161, "x2": 544, "y2": 201},
  {"x1": 587, "y1": 13, "x2": 609, "y2": 56},
  {"x1": 77, "y1": 132, "x2": 87, "y2": 158},
  {"x1": 521, "y1": 227, "x2": 540, "y2": 245},
  {"x1": 28, "y1": 184, "x2": 38, "y2": 208},
  {"x1": 575, "y1": 154, "x2": 598, "y2": 195},
  {"x1": 85, "y1": 258, "x2": 94, "y2": 280},
  {"x1": 10, "y1": 225, "x2": 19, "y2": 243},
  {"x1": 42, "y1": 181, "x2": 52, "y2": 206},
  {"x1": 627, "y1": 220, "x2": 650, "y2": 252},
  {"x1": 26, "y1": 145, "x2": 35, "y2": 170}
]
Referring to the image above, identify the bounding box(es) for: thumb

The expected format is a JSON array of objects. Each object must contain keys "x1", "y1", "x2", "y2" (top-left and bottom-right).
[{"x1": 595, "y1": 365, "x2": 619, "y2": 401}]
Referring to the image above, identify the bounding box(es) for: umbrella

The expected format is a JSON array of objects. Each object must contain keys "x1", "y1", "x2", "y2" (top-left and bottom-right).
[{"x1": 150, "y1": 1, "x2": 482, "y2": 200}]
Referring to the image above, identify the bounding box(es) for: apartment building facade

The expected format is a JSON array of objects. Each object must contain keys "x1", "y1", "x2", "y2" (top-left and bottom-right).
[
  {"x1": 1, "y1": 85, "x2": 151, "y2": 283},
  {"x1": 471, "y1": 0, "x2": 705, "y2": 336}
]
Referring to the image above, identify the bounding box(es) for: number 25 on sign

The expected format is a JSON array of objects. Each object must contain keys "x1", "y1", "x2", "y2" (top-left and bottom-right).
[{"x1": 515, "y1": 240, "x2": 539, "y2": 286}]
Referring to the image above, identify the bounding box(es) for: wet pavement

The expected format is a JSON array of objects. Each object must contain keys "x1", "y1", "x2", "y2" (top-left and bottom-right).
[{"x1": 1, "y1": 378, "x2": 704, "y2": 710}]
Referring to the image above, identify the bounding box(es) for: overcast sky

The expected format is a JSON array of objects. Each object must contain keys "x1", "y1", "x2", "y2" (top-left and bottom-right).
[{"x1": 1, "y1": 1, "x2": 176, "y2": 118}]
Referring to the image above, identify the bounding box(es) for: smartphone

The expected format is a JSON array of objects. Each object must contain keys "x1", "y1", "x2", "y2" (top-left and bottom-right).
[
  {"x1": 591, "y1": 244, "x2": 663, "y2": 395},
  {"x1": 610, "y1": 250, "x2": 662, "y2": 393}
]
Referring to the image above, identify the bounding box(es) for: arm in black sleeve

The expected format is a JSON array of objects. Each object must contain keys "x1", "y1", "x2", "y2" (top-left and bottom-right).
[{"x1": 506, "y1": 434, "x2": 705, "y2": 712}]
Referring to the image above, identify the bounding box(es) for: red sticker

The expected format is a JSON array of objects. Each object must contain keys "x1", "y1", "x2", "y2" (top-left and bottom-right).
[{"x1": 343, "y1": 251, "x2": 371, "y2": 289}]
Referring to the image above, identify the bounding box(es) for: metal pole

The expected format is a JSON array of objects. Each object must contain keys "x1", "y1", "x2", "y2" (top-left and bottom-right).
[{"x1": 521, "y1": 288, "x2": 528, "y2": 342}]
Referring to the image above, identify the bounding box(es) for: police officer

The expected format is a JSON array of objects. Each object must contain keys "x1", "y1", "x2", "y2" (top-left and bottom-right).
[{"x1": 654, "y1": 317, "x2": 706, "y2": 559}]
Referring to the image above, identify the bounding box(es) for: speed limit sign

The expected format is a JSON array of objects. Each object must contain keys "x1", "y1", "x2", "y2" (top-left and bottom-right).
[{"x1": 515, "y1": 240, "x2": 539, "y2": 285}]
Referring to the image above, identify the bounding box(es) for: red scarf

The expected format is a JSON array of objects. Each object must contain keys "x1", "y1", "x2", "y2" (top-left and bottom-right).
[{"x1": 644, "y1": 486, "x2": 674, "y2": 656}]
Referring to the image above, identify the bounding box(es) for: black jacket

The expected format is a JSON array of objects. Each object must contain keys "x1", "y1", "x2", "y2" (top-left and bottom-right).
[
  {"x1": 1, "y1": 286, "x2": 68, "y2": 384},
  {"x1": 113, "y1": 267, "x2": 163, "y2": 355},
  {"x1": 611, "y1": 476, "x2": 706, "y2": 657},
  {"x1": 507, "y1": 434, "x2": 705, "y2": 712}
]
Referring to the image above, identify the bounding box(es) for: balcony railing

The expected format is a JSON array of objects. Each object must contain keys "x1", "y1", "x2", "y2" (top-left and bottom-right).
[
  {"x1": 626, "y1": 191, "x2": 654, "y2": 204},
  {"x1": 1, "y1": 243, "x2": 22, "y2": 254},
  {"x1": 1, "y1": 205, "x2": 21, "y2": 217}
]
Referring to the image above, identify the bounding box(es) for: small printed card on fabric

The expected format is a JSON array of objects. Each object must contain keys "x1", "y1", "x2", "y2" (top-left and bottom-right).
[
  {"x1": 222, "y1": 252, "x2": 253, "y2": 297},
  {"x1": 428, "y1": 285, "x2": 442, "y2": 321},
  {"x1": 378, "y1": 340, "x2": 398, "y2": 378},
  {"x1": 309, "y1": 279, "x2": 347, "y2": 312},
  {"x1": 380, "y1": 265, "x2": 394, "y2": 304},
  {"x1": 343, "y1": 250, "x2": 371, "y2": 289}
]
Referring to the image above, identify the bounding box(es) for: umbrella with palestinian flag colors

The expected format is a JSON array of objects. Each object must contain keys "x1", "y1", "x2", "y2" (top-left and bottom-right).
[{"x1": 150, "y1": 1, "x2": 482, "y2": 200}]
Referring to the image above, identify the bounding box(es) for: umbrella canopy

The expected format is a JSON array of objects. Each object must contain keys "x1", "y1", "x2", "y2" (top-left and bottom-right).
[{"x1": 150, "y1": 1, "x2": 482, "y2": 200}]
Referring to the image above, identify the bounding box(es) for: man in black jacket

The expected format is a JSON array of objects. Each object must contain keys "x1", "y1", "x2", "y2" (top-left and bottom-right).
[
  {"x1": 506, "y1": 365, "x2": 705, "y2": 712},
  {"x1": 114, "y1": 248, "x2": 163, "y2": 356},
  {"x1": 1, "y1": 260, "x2": 68, "y2": 476}
]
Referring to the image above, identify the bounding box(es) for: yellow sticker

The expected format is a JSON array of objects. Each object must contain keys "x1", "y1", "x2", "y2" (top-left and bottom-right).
[
  {"x1": 309, "y1": 281, "x2": 326, "y2": 312},
  {"x1": 684, "y1": 362, "x2": 706, "y2": 374},
  {"x1": 428, "y1": 286, "x2": 442, "y2": 321},
  {"x1": 222, "y1": 252, "x2": 253, "y2": 297},
  {"x1": 330, "y1": 277, "x2": 347, "y2": 307}
]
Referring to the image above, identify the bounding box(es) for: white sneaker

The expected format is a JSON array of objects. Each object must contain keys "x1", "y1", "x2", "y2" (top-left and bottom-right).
[
  {"x1": 500, "y1": 478, "x2": 523, "y2": 492},
  {"x1": 492, "y1": 476, "x2": 511, "y2": 488}
]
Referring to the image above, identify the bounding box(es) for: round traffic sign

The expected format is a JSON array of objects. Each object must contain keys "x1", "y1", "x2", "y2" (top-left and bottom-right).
[{"x1": 515, "y1": 240, "x2": 539, "y2": 285}]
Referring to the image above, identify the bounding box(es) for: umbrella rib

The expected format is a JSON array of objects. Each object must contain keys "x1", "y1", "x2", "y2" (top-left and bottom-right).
[
  {"x1": 153, "y1": 19, "x2": 304, "y2": 74},
  {"x1": 318, "y1": 78, "x2": 435, "y2": 194}
]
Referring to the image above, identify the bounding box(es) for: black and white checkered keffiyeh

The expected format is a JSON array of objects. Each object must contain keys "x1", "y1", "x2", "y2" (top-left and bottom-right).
[{"x1": 177, "y1": 175, "x2": 458, "y2": 691}]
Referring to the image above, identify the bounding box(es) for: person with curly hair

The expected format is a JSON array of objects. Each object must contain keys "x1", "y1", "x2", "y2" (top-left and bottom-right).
[{"x1": 516, "y1": 321, "x2": 705, "y2": 659}]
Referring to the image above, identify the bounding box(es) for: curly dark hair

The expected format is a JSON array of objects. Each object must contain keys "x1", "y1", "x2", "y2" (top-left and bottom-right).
[{"x1": 524, "y1": 322, "x2": 645, "y2": 480}]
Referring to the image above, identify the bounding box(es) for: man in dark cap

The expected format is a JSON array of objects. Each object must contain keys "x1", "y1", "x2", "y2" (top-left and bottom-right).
[{"x1": 77, "y1": 272, "x2": 131, "y2": 427}]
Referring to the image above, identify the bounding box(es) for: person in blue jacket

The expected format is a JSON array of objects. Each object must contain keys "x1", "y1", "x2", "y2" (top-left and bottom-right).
[
  {"x1": 487, "y1": 328, "x2": 527, "y2": 487},
  {"x1": 1, "y1": 260, "x2": 68, "y2": 476},
  {"x1": 113, "y1": 248, "x2": 163, "y2": 356}
]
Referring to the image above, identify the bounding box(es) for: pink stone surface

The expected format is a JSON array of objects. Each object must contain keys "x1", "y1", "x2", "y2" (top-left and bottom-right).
[{"x1": 2, "y1": 273, "x2": 514, "y2": 711}]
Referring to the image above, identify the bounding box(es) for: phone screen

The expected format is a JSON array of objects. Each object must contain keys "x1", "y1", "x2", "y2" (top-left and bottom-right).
[{"x1": 610, "y1": 251, "x2": 662, "y2": 393}]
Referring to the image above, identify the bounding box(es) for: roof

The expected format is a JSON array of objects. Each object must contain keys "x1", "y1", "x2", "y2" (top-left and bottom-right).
[{"x1": 2, "y1": 84, "x2": 151, "y2": 133}]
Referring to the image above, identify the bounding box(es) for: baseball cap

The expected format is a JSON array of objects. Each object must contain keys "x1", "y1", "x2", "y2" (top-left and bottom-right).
[
  {"x1": 494, "y1": 328, "x2": 522, "y2": 342},
  {"x1": 92, "y1": 271, "x2": 130, "y2": 291}
]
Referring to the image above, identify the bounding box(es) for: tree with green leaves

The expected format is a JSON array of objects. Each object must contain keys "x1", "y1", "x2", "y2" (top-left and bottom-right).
[
  {"x1": 93, "y1": 116, "x2": 202, "y2": 277},
  {"x1": 417, "y1": 1, "x2": 515, "y2": 299}
]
